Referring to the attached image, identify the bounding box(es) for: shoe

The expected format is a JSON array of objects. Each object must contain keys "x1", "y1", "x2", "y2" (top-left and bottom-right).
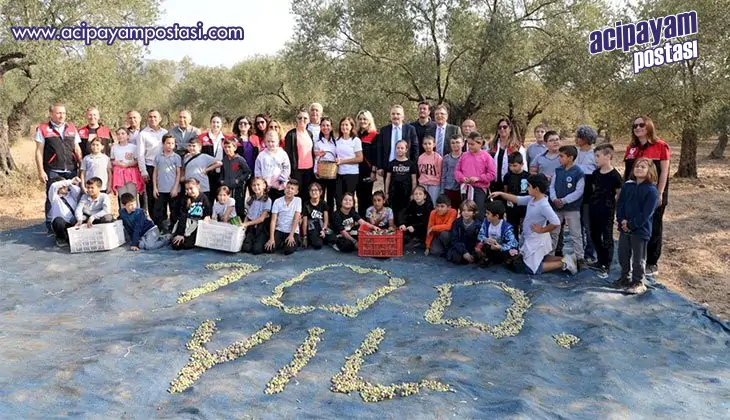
[
  {"x1": 646, "y1": 264, "x2": 658, "y2": 276},
  {"x1": 332, "y1": 244, "x2": 340, "y2": 252},
  {"x1": 587, "y1": 261, "x2": 603, "y2": 270},
  {"x1": 596, "y1": 269, "x2": 609, "y2": 279},
  {"x1": 563, "y1": 254, "x2": 578, "y2": 275},
  {"x1": 577, "y1": 259, "x2": 587, "y2": 271},
  {"x1": 611, "y1": 276, "x2": 630, "y2": 288},
  {"x1": 625, "y1": 282, "x2": 647, "y2": 295},
  {"x1": 584, "y1": 257, "x2": 597, "y2": 265},
  {"x1": 55, "y1": 238, "x2": 69, "y2": 248}
]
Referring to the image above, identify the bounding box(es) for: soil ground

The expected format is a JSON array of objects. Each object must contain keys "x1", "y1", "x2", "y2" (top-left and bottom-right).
[{"x1": 2, "y1": 137, "x2": 728, "y2": 321}]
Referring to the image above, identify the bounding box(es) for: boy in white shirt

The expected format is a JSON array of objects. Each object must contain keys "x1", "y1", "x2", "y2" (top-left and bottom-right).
[{"x1": 265, "y1": 180, "x2": 301, "y2": 255}]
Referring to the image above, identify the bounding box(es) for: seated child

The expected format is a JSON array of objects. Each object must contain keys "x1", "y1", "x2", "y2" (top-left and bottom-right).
[
  {"x1": 425, "y1": 194, "x2": 458, "y2": 257},
  {"x1": 212, "y1": 185, "x2": 241, "y2": 225},
  {"x1": 48, "y1": 176, "x2": 83, "y2": 246},
  {"x1": 241, "y1": 177, "x2": 272, "y2": 254},
  {"x1": 366, "y1": 191, "x2": 395, "y2": 230},
  {"x1": 301, "y1": 182, "x2": 335, "y2": 250},
  {"x1": 332, "y1": 192, "x2": 377, "y2": 253},
  {"x1": 445, "y1": 200, "x2": 481, "y2": 264},
  {"x1": 75, "y1": 177, "x2": 114, "y2": 228},
  {"x1": 171, "y1": 178, "x2": 212, "y2": 250},
  {"x1": 491, "y1": 174, "x2": 578, "y2": 275},
  {"x1": 265, "y1": 180, "x2": 302, "y2": 255},
  {"x1": 475, "y1": 201, "x2": 519, "y2": 266},
  {"x1": 119, "y1": 193, "x2": 170, "y2": 251},
  {"x1": 398, "y1": 185, "x2": 433, "y2": 249},
  {"x1": 503, "y1": 152, "x2": 529, "y2": 238}
]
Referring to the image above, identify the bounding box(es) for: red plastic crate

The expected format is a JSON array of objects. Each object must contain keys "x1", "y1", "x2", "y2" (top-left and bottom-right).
[{"x1": 357, "y1": 225, "x2": 404, "y2": 258}]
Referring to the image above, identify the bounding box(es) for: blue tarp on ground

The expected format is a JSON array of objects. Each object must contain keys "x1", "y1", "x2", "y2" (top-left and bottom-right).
[{"x1": 0, "y1": 225, "x2": 728, "y2": 419}]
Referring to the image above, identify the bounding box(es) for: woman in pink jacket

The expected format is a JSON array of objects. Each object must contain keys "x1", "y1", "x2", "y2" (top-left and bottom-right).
[{"x1": 455, "y1": 131, "x2": 497, "y2": 220}]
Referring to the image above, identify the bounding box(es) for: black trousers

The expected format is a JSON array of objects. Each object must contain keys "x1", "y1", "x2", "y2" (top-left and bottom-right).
[
  {"x1": 356, "y1": 178, "x2": 374, "y2": 217},
  {"x1": 153, "y1": 192, "x2": 178, "y2": 231},
  {"x1": 241, "y1": 221, "x2": 269, "y2": 254},
  {"x1": 505, "y1": 204, "x2": 526, "y2": 239},
  {"x1": 336, "y1": 174, "x2": 359, "y2": 207},
  {"x1": 171, "y1": 230, "x2": 197, "y2": 250},
  {"x1": 589, "y1": 207, "x2": 615, "y2": 268},
  {"x1": 268, "y1": 230, "x2": 301, "y2": 255},
  {"x1": 647, "y1": 204, "x2": 665, "y2": 266},
  {"x1": 44, "y1": 170, "x2": 77, "y2": 229},
  {"x1": 335, "y1": 235, "x2": 357, "y2": 253},
  {"x1": 268, "y1": 188, "x2": 284, "y2": 202},
  {"x1": 316, "y1": 177, "x2": 337, "y2": 213},
  {"x1": 292, "y1": 168, "x2": 314, "y2": 203},
  {"x1": 51, "y1": 217, "x2": 74, "y2": 241}
]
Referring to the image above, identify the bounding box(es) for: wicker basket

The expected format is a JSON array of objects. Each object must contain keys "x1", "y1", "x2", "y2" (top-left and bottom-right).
[{"x1": 317, "y1": 151, "x2": 338, "y2": 180}]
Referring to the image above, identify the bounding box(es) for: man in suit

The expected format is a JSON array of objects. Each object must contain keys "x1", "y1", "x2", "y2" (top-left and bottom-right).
[
  {"x1": 461, "y1": 118, "x2": 476, "y2": 138},
  {"x1": 428, "y1": 104, "x2": 462, "y2": 156},
  {"x1": 376, "y1": 105, "x2": 419, "y2": 171}
]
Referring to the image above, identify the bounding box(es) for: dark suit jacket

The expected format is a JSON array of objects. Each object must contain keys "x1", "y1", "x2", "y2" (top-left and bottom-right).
[
  {"x1": 376, "y1": 123, "x2": 419, "y2": 169},
  {"x1": 426, "y1": 123, "x2": 462, "y2": 156}
]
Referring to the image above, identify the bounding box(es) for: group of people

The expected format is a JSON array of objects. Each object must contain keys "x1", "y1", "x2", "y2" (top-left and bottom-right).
[{"x1": 36, "y1": 102, "x2": 670, "y2": 294}]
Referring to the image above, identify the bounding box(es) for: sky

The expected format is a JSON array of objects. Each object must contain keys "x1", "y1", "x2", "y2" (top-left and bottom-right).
[{"x1": 146, "y1": 0, "x2": 296, "y2": 67}]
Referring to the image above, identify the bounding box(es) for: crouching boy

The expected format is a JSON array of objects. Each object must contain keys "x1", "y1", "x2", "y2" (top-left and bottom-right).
[{"x1": 119, "y1": 193, "x2": 170, "y2": 250}]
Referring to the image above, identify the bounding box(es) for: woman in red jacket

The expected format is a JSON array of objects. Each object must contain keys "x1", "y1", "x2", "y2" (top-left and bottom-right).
[
  {"x1": 200, "y1": 112, "x2": 234, "y2": 201},
  {"x1": 356, "y1": 110, "x2": 379, "y2": 217}
]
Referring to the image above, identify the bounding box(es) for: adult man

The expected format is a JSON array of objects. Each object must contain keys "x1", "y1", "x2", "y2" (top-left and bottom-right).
[
  {"x1": 461, "y1": 119, "x2": 476, "y2": 138},
  {"x1": 35, "y1": 103, "x2": 82, "y2": 232},
  {"x1": 427, "y1": 104, "x2": 461, "y2": 156},
  {"x1": 138, "y1": 109, "x2": 168, "y2": 216},
  {"x1": 376, "y1": 105, "x2": 419, "y2": 170},
  {"x1": 126, "y1": 110, "x2": 142, "y2": 145},
  {"x1": 169, "y1": 110, "x2": 201, "y2": 157},
  {"x1": 78, "y1": 107, "x2": 114, "y2": 156},
  {"x1": 410, "y1": 101, "x2": 436, "y2": 150},
  {"x1": 307, "y1": 102, "x2": 323, "y2": 141}
]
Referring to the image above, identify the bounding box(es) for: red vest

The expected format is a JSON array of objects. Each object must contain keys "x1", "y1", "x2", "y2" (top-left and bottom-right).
[
  {"x1": 38, "y1": 121, "x2": 79, "y2": 172},
  {"x1": 200, "y1": 132, "x2": 234, "y2": 157},
  {"x1": 78, "y1": 125, "x2": 113, "y2": 156}
]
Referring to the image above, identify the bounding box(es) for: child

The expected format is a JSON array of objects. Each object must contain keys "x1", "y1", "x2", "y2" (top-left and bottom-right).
[
  {"x1": 502, "y1": 152, "x2": 529, "y2": 237},
  {"x1": 440, "y1": 135, "x2": 464, "y2": 210},
  {"x1": 399, "y1": 185, "x2": 434, "y2": 249},
  {"x1": 424, "y1": 194, "x2": 458, "y2": 257},
  {"x1": 171, "y1": 178, "x2": 212, "y2": 250},
  {"x1": 454, "y1": 132, "x2": 497, "y2": 220},
  {"x1": 265, "y1": 180, "x2": 302, "y2": 255},
  {"x1": 220, "y1": 139, "x2": 251, "y2": 220},
  {"x1": 588, "y1": 144, "x2": 624, "y2": 278},
  {"x1": 301, "y1": 182, "x2": 334, "y2": 250},
  {"x1": 182, "y1": 138, "x2": 223, "y2": 202},
  {"x1": 385, "y1": 140, "x2": 418, "y2": 225},
  {"x1": 366, "y1": 190, "x2": 395, "y2": 230},
  {"x1": 119, "y1": 193, "x2": 170, "y2": 251},
  {"x1": 549, "y1": 145, "x2": 585, "y2": 269},
  {"x1": 445, "y1": 200, "x2": 481, "y2": 264},
  {"x1": 526, "y1": 124, "x2": 547, "y2": 167},
  {"x1": 48, "y1": 176, "x2": 82, "y2": 246},
  {"x1": 212, "y1": 185, "x2": 240, "y2": 225},
  {"x1": 80, "y1": 137, "x2": 112, "y2": 193},
  {"x1": 575, "y1": 125, "x2": 598, "y2": 264},
  {"x1": 491, "y1": 174, "x2": 578, "y2": 275},
  {"x1": 529, "y1": 130, "x2": 561, "y2": 181},
  {"x1": 615, "y1": 157, "x2": 659, "y2": 294},
  {"x1": 152, "y1": 134, "x2": 182, "y2": 233},
  {"x1": 418, "y1": 135, "x2": 443, "y2": 206},
  {"x1": 475, "y1": 200, "x2": 519, "y2": 266},
  {"x1": 255, "y1": 130, "x2": 291, "y2": 202},
  {"x1": 241, "y1": 177, "x2": 272, "y2": 255},
  {"x1": 75, "y1": 177, "x2": 114, "y2": 228},
  {"x1": 111, "y1": 127, "x2": 144, "y2": 211},
  {"x1": 331, "y1": 192, "x2": 377, "y2": 253}
]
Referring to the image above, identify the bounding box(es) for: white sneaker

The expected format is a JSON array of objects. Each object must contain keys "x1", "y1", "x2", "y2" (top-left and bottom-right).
[
  {"x1": 564, "y1": 254, "x2": 578, "y2": 275},
  {"x1": 625, "y1": 282, "x2": 648, "y2": 295},
  {"x1": 332, "y1": 244, "x2": 340, "y2": 252}
]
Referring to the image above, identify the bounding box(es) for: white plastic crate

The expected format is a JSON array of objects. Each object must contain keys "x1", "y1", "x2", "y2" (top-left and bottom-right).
[
  {"x1": 195, "y1": 220, "x2": 245, "y2": 253},
  {"x1": 67, "y1": 220, "x2": 126, "y2": 253}
]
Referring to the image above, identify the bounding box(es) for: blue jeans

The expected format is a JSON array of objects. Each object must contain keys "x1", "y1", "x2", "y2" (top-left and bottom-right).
[{"x1": 45, "y1": 169, "x2": 78, "y2": 229}]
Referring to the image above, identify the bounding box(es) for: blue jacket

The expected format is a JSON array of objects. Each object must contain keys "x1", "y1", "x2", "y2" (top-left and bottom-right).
[
  {"x1": 552, "y1": 165, "x2": 584, "y2": 212},
  {"x1": 119, "y1": 208, "x2": 156, "y2": 247},
  {"x1": 449, "y1": 217, "x2": 481, "y2": 255},
  {"x1": 477, "y1": 219, "x2": 519, "y2": 252},
  {"x1": 616, "y1": 180, "x2": 659, "y2": 240}
]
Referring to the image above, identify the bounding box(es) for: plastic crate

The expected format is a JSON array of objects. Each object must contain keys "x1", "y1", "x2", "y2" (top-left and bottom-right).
[
  {"x1": 195, "y1": 220, "x2": 246, "y2": 253},
  {"x1": 357, "y1": 225, "x2": 403, "y2": 258},
  {"x1": 67, "y1": 220, "x2": 126, "y2": 253}
]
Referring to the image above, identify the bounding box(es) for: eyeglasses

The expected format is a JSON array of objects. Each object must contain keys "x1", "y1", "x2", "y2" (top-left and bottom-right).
[
  {"x1": 499, "y1": 125, "x2": 509, "y2": 129},
  {"x1": 633, "y1": 123, "x2": 646, "y2": 129}
]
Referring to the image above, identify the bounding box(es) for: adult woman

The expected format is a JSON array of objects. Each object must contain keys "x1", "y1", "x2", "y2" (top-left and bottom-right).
[
  {"x1": 489, "y1": 118, "x2": 527, "y2": 192},
  {"x1": 252, "y1": 113, "x2": 270, "y2": 147},
  {"x1": 284, "y1": 110, "x2": 315, "y2": 201},
  {"x1": 335, "y1": 117, "x2": 363, "y2": 206},
  {"x1": 313, "y1": 117, "x2": 337, "y2": 211},
  {"x1": 200, "y1": 112, "x2": 232, "y2": 201},
  {"x1": 269, "y1": 119, "x2": 286, "y2": 148},
  {"x1": 623, "y1": 116, "x2": 671, "y2": 276},
  {"x1": 356, "y1": 110, "x2": 378, "y2": 217},
  {"x1": 232, "y1": 115, "x2": 259, "y2": 171}
]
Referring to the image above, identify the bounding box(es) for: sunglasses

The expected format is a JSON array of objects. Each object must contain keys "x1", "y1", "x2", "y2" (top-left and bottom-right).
[
  {"x1": 239, "y1": 121, "x2": 250, "y2": 125},
  {"x1": 297, "y1": 116, "x2": 308, "y2": 120},
  {"x1": 498, "y1": 125, "x2": 509, "y2": 129},
  {"x1": 256, "y1": 120, "x2": 266, "y2": 125},
  {"x1": 633, "y1": 123, "x2": 646, "y2": 129}
]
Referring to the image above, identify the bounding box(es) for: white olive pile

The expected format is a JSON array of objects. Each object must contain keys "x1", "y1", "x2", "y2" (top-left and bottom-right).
[
  {"x1": 265, "y1": 327, "x2": 325, "y2": 394},
  {"x1": 177, "y1": 263, "x2": 261, "y2": 304},
  {"x1": 552, "y1": 333, "x2": 580, "y2": 349}
]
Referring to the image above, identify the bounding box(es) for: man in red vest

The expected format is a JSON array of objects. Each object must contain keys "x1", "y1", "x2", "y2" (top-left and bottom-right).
[
  {"x1": 35, "y1": 103, "x2": 82, "y2": 233},
  {"x1": 78, "y1": 107, "x2": 114, "y2": 156}
]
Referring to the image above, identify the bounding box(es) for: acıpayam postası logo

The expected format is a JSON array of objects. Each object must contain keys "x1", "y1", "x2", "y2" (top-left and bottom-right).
[{"x1": 588, "y1": 11, "x2": 698, "y2": 74}]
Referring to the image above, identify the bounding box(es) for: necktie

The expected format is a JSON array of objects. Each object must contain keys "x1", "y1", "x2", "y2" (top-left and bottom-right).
[
  {"x1": 395, "y1": 126, "x2": 401, "y2": 141},
  {"x1": 437, "y1": 126, "x2": 445, "y2": 155}
]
